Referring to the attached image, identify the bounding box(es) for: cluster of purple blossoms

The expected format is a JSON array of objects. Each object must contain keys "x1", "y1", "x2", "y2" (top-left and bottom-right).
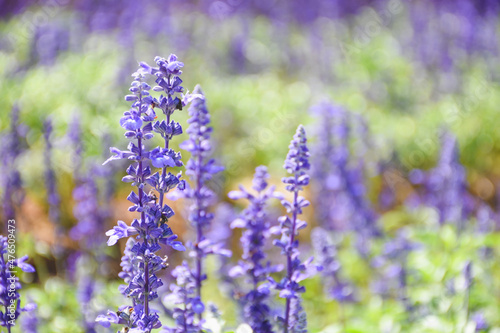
[
  {"x1": 371, "y1": 229, "x2": 418, "y2": 314},
  {"x1": 29, "y1": 22, "x2": 69, "y2": 67},
  {"x1": 310, "y1": 103, "x2": 346, "y2": 231},
  {"x1": 43, "y1": 118, "x2": 62, "y2": 233},
  {"x1": 68, "y1": 117, "x2": 111, "y2": 333},
  {"x1": 118, "y1": 238, "x2": 139, "y2": 298},
  {"x1": 166, "y1": 85, "x2": 230, "y2": 329},
  {"x1": 228, "y1": 166, "x2": 282, "y2": 332},
  {"x1": 409, "y1": 131, "x2": 474, "y2": 230},
  {"x1": 68, "y1": 116, "x2": 83, "y2": 174},
  {"x1": 69, "y1": 118, "x2": 107, "y2": 247},
  {"x1": 311, "y1": 227, "x2": 355, "y2": 303},
  {"x1": 43, "y1": 119, "x2": 60, "y2": 223},
  {"x1": 472, "y1": 312, "x2": 489, "y2": 332},
  {"x1": 207, "y1": 203, "x2": 237, "y2": 293},
  {"x1": 410, "y1": 0, "x2": 498, "y2": 79},
  {"x1": 98, "y1": 55, "x2": 323, "y2": 332},
  {"x1": 163, "y1": 261, "x2": 203, "y2": 333},
  {"x1": 20, "y1": 307, "x2": 39, "y2": 333},
  {"x1": 273, "y1": 125, "x2": 315, "y2": 333},
  {"x1": 71, "y1": 171, "x2": 105, "y2": 245},
  {"x1": 310, "y1": 103, "x2": 378, "y2": 256},
  {"x1": 1, "y1": 104, "x2": 26, "y2": 224},
  {"x1": 43, "y1": 118, "x2": 66, "y2": 271},
  {"x1": 0, "y1": 236, "x2": 36, "y2": 332},
  {"x1": 97, "y1": 55, "x2": 190, "y2": 332}
]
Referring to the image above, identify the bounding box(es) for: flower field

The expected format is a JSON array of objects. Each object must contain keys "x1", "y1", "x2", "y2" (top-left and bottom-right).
[{"x1": 1, "y1": 1, "x2": 500, "y2": 332}]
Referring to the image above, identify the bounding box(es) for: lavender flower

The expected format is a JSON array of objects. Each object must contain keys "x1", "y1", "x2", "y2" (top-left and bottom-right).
[
  {"x1": 173, "y1": 85, "x2": 229, "y2": 324},
  {"x1": 70, "y1": 175, "x2": 103, "y2": 244},
  {"x1": 472, "y1": 312, "x2": 488, "y2": 331},
  {"x1": 69, "y1": 120, "x2": 102, "y2": 245},
  {"x1": 0, "y1": 235, "x2": 36, "y2": 332},
  {"x1": 1, "y1": 104, "x2": 25, "y2": 224},
  {"x1": 78, "y1": 276, "x2": 98, "y2": 333},
  {"x1": 207, "y1": 203, "x2": 237, "y2": 285},
  {"x1": 68, "y1": 116, "x2": 83, "y2": 177},
  {"x1": 43, "y1": 117, "x2": 66, "y2": 273},
  {"x1": 311, "y1": 227, "x2": 354, "y2": 303},
  {"x1": 310, "y1": 103, "x2": 378, "y2": 256},
  {"x1": 273, "y1": 125, "x2": 315, "y2": 333},
  {"x1": 43, "y1": 118, "x2": 61, "y2": 231},
  {"x1": 98, "y1": 56, "x2": 189, "y2": 332},
  {"x1": 100, "y1": 133, "x2": 117, "y2": 209},
  {"x1": 163, "y1": 262, "x2": 203, "y2": 333},
  {"x1": 228, "y1": 166, "x2": 281, "y2": 332},
  {"x1": 68, "y1": 118, "x2": 108, "y2": 333},
  {"x1": 409, "y1": 131, "x2": 473, "y2": 229},
  {"x1": 69, "y1": 118, "x2": 110, "y2": 249},
  {"x1": 97, "y1": 239, "x2": 150, "y2": 330},
  {"x1": 371, "y1": 229, "x2": 417, "y2": 314},
  {"x1": 20, "y1": 308, "x2": 38, "y2": 333},
  {"x1": 29, "y1": 23, "x2": 69, "y2": 66},
  {"x1": 409, "y1": 0, "x2": 498, "y2": 79},
  {"x1": 310, "y1": 103, "x2": 345, "y2": 231},
  {"x1": 287, "y1": 298, "x2": 307, "y2": 333},
  {"x1": 428, "y1": 131, "x2": 471, "y2": 226}
]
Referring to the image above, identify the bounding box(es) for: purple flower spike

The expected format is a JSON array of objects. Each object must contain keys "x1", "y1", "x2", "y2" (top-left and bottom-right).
[
  {"x1": 472, "y1": 312, "x2": 488, "y2": 331},
  {"x1": 163, "y1": 262, "x2": 203, "y2": 333},
  {"x1": 43, "y1": 117, "x2": 67, "y2": 270},
  {"x1": 310, "y1": 102, "x2": 379, "y2": 257},
  {"x1": 98, "y1": 56, "x2": 189, "y2": 332},
  {"x1": 168, "y1": 85, "x2": 228, "y2": 328},
  {"x1": 1, "y1": 104, "x2": 26, "y2": 223},
  {"x1": 408, "y1": 130, "x2": 473, "y2": 230},
  {"x1": 43, "y1": 118, "x2": 61, "y2": 232},
  {"x1": 273, "y1": 125, "x2": 316, "y2": 333},
  {"x1": 371, "y1": 229, "x2": 418, "y2": 314},
  {"x1": 68, "y1": 117, "x2": 114, "y2": 332},
  {"x1": 20, "y1": 308, "x2": 38, "y2": 333},
  {"x1": 1, "y1": 236, "x2": 36, "y2": 330},
  {"x1": 229, "y1": 166, "x2": 281, "y2": 332},
  {"x1": 311, "y1": 227, "x2": 355, "y2": 303}
]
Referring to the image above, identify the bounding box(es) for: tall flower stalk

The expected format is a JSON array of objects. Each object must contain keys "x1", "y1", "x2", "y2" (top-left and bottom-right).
[
  {"x1": 43, "y1": 118, "x2": 65, "y2": 273},
  {"x1": 311, "y1": 227, "x2": 354, "y2": 303},
  {"x1": 408, "y1": 131, "x2": 473, "y2": 230},
  {"x1": 274, "y1": 125, "x2": 314, "y2": 333},
  {"x1": 69, "y1": 117, "x2": 105, "y2": 247},
  {"x1": 68, "y1": 117, "x2": 109, "y2": 333},
  {"x1": 310, "y1": 103, "x2": 345, "y2": 231},
  {"x1": 43, "y1": 119, "x2": 61, "y2": 228},
  {"x1": 228, "y1": 166, "x2": 281, "y2": 332},
  {"x1": 97, "y1": 56, "x2": 188, "y2": 332},
  {"x1": 20, "y1": 308, "x2": 39, "y2": 333},
  {"x1": 164, "y1": 261, "x2": 204, "y2": 333},
  {"x1": 172, "y1": 85, "x2": 229, "y2": 325},
  {"x1": 371, "y1": 229, "x2": 417, "y2": 319},
  {"x1": 310, "y1": 102, "x2": 378, "y2": 251},
  {"x1": 208, "y1": 203, "x2": 237, "y2": 294},
  {"x1": 1, "y1": 104, "x2": 25, "y2": 225}
]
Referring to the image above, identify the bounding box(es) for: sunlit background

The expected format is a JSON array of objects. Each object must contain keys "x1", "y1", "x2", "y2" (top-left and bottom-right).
[{"x1": 2, "y1": 0, "x2": 500, "y2": 332}]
